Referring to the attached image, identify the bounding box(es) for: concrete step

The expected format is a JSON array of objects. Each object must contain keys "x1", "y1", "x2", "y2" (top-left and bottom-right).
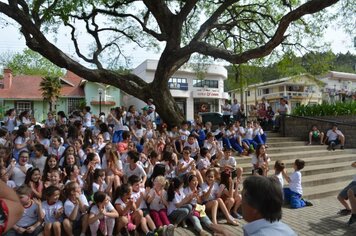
[
  {"x1": 266, "y1": 137, "x2": 301, "y2": 142},
  {"x1": 266, "y1": 141, "x2": 306, "y2": 148},
  {"x1": 303, "y1": 180, "x2": 351, "y2": 200},
  {"x1": 239, "y1": 153, "x2": 356, "y2": 173},
  {"x1": 266, "y1": 145, "x2": 327, "y2": 154},
  {"x1": 264, "y1": 131, "x2": 282, "y2": 137},
  {"x1": 236, "y1": 149, "x2": 353, "y2": 165},
  {"x1": 301, "y1": 169, "x2": 355, "y2": 187}
]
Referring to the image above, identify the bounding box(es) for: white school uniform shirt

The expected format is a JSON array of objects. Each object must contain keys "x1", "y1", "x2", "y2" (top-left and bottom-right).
[
  {"x1": 203, "y1": 140, "x2": 217, "y2": 156},
  {"x1": 42, "y1": 200, "x2": 63, "y2": 223},
  {"x1": 114, "y1": 197, "x2": 132, "y2": 215},
  {"x1": 225, "y1": 129, "x2": 236, "y2": 139},
  {"x1": 90, "y1": 202, "x2": 115, "y2": 217},
  {"x1": 179, "y1": 129, "x2": 190, "y2": 141},
  {"x1": 184, "y1": 140, "x2": 200, "y2": 157},
  {"x1": 244, "y1": 128, "x2": 254, "y2": 140},
  {"x1": 222, "y1": 104, "x2": 232, "y2": 116},
  {"x1": 178, "y1": 157, "x2": 194, "y2": 174},
  {"x1": 289, "y1": 171, "x2": 303, "y2": 195},
  {"x1": 133, "y1": 128, "x2": 146, "y2": 143},
  {"x1": 148, "y1": 189, "x2": 166, "y2": 211},
  {"x1": 275, "y1": 172, "x2": 284, "y2": 188},
  {"x1": 131, "y1": 187, "x2": 148, "y2": 209},
  {"x1": 183, "y1": 187, "x2": 200, "y2": 206},
  {"x1": 145, "y1": 129, "x2": 155, "y2": 140},
  {"x1": 197, "y1": 157, "x2": 211, "y2": 170},
  {"x1": 48, "y1": 146, "x2": 66, "y2": 160},
  {"x1": 101, "y1": 155, "x2": 123, "y2": 175},
  {"x1": 167, "y1": 189, "x2": 185, "y2": 216},
  {"x1": 253, "y1": 127, "x2": 264, "y2": 136},
  {"x1": 14, "y1": 136, "x2": 28, "y2": 153},
  {"x1": 12, "y1": 163, "x2": 33, "y2": 187},
  {"x1": 231, "y1": 103, "x2": 240, "y2": 115},
  {"x1": 93, "y1": 182, "x2": 109, "y2": 194},
  {"x1": 123, "y1": 163, "x2": 147, "y2": 179},
  {"x1": 16, "y1": 201, "x2": 39, "y2": 228},
  {"x1": 6, "y1": 180, "x2": 16, "y2": 188},
  {"x1": 326, "y1": 129, "x2": 343, "y2": 141},
  {"x1": 45, "y1": 118, "x2": 56, "y2": 128},
  {"x1": 64, "y1": 194, "x2": 89, "y2": 221},
  {"x1": 30, "y1": 155, "x2": 47, "y2": 174},
  {"x1": 251, "y1": 154, "x2": 270, "y2": 168},
  {"x1": 219, "y1": 156, "x2": 236, "y2": 169},
  {"x1": 83, "y1": 113, "x2": 92, "y2": 127},
  {"x1": 40, "y1": 138, "x2": 51, "y2": 149},
  {"x1": 4, "y1": 116, "x2": 18, "y2": 132},
  {"x1": 201, "y1": 182, "x2": 220, "y2": 202}
]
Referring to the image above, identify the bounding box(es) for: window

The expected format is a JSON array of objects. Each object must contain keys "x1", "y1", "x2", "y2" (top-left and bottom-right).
[
  {"x1": 15, "y1": 101, "x2": 33, "y2": 114},
  {"x1": 192, "y1": 79, "x2": 218, "y2": 88},
  {"x1": 68, "y1": 98, "x2": 82, "y2": 113},
  {"x1": 169, "y1": 77, "x2": 187, "y2": 83},
  {"x1": 263, "y1": 88, "x2": 270, "y2": 94}
]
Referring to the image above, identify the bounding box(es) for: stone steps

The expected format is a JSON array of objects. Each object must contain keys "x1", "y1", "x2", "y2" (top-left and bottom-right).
[{"x1": 238, "y1": 132, "x2": 356, "y2": 200}]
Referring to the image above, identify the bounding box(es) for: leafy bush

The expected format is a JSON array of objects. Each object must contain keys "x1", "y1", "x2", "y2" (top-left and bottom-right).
[{"x1": 293, "y1": 101, "x2": 356, "y2": 116}]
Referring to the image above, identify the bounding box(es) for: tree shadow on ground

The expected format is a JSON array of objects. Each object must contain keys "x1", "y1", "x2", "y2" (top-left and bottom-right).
[{"x1": 307, "y1": 215, "x2": 356, "y2": 236}]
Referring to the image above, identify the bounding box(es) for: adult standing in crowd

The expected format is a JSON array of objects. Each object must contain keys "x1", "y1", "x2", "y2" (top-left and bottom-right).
[
  {"x1": 221, "y1": 99, "x2": 232, "y2": 126},
  {"x1": 242, "y1": 175, "x2": 297, "y2": 236},
  {"x1": 231, "y1": 99, "x2": 241, "y2": 122}
]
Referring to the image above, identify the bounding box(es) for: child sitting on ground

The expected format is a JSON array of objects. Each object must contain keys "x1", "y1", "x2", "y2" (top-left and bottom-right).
[
  {"x1": 282, "y1": 159, "x2": 312, "y2": 208},
  {"x1": 8, "y1": 186, "x2": 44, "y2": 236},
  {"x1": 308, "y1": 125, "x2": 324, "y2": 145},
  {"x1": 274, "y1": 160, "x2": 285, "y2": 188}
]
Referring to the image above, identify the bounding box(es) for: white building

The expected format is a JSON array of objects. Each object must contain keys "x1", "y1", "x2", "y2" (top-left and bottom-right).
[
  {"x1": 124, "y1": 59, "x2": 229, "y2": 120},
  {"x1": 319, "y1": 71, "x2": 356, "y2": 103}
]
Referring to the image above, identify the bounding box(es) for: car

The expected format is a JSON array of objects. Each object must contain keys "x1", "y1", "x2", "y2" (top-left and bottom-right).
[{"x1": 199, "y1": 112, "x2": 234, "y2": 130}]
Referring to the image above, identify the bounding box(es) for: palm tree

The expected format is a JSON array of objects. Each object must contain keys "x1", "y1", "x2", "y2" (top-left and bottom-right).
[{"x1": 39, "y1": 76, "x2": 61, "y2": 112}]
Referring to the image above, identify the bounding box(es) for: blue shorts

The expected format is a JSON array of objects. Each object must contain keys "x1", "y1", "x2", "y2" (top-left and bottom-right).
[{"x1": 338, "y1": 181, "x2": 356, "y2": 199}]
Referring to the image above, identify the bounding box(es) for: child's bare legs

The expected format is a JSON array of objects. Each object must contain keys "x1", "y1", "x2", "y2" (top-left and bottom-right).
[
  {"x1": 308, "y1": 132, "x2": 313, "y2": 144},
  {"x1": 205, "y1": 200, "x2": 218, "y2": 224},
  {"x1": 224, "y1": 197, "x2": 235, "y2": 213},
  {"x1": 81, "y1": 214, "x2": 89, "y2": 235},
  {"x1": 320, "y1": 132, "x2": 325, "y2": 144},
  {"x1": 116, "y1": 216, "x2": 128, "y2": 233},
  {"x1": 145, "y1": 215, "x2": 156, "y2": 231},
  {"x1": 339, "y1": 135, "x2": 345, "y2": 146},
  {"x1": 232, "y1": 194, "x2": 242, "y2": 214},
  {"x1": 337, "y1": 195, "x2": 351, "y2": 211},
  {"x1": 63, "y1": 219, "x2": 72, "y2": 236},
  {"x1": 347, "y1": 189, "x2": 356, "y2": 214},
  {"x1": 217, "y1": 198, "x2": 238, "y2": 225},
  {"x1": 133, "y1": 210, "x2": 143, "y2": 228},
  {"x1": 44, "y1": 223, "x2": 52, "y2": 236},
  {"x1": 53, "y1": 222, "x2": 61, "y2": 236}
]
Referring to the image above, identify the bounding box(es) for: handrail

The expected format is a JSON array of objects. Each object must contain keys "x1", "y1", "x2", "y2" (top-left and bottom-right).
[{"x1": 285, "y1": 114, "x2": 356, "y2": 127}]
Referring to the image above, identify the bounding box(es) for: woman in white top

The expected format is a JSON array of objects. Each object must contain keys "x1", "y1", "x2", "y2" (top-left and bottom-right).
[
  {"x1": 126, "y1": 105, "x2": 139, "y2": 127},
  {"x1": 101, "y1": 143, "x2": 123, "y2": 189},
  {"x1": 10, "y1": 150, "x2": 33, "y2": 187}
]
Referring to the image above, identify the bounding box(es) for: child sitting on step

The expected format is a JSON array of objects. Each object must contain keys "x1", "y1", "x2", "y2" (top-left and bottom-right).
[{"x1": 282, "y1": 159, "x2": 312, "y2": 208}]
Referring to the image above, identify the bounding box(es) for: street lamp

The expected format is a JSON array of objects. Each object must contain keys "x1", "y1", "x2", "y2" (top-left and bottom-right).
[{"x1": 98, "y1": 88, "x2": 103, "y2": 114}]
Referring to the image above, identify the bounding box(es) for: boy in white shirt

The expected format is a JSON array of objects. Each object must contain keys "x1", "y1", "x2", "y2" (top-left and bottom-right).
[
  {"x1": 8, "y1": 186, "x2": 44, "y2": 236},
  {"x1": 282, "y1": 159, "x2": 312, "y2": 208},
  {"x1": 183, "y1": 135, "x2": 200, "y2": 160}
]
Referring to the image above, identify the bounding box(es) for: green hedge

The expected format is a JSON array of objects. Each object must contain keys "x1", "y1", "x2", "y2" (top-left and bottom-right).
[{"x1": 293, "y1": 101, "x2": 356, "y2": 116}]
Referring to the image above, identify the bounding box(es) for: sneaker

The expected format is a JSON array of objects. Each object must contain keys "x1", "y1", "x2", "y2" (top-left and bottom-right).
[
  {"x1": 181, "y1": 221, "x2": 188, "y2": 228},
  {"x1": 338, "y1": 209, "x2": 352, "y2": 215},
  {"x1": 162, "y1": 225, "x2": 167, "y2": 236},
  {"x1": 146, "y1": 231, "x2": 155, "y2": 236},
  {"x1": 331, "y1": 142, "x2": 336, "y2": 151},
  {"x1": 348, "y1": 214, "x2": 356, "y2": 226},
  {"x1": 231, "y1": 211, "x2": 243, "y2": 219},
  {"x1": 166, "y1": 224, "x2": 175, "y2": 236},
  {"x1": 304, "y1": 200, "x2": 313, "y2": 207}
]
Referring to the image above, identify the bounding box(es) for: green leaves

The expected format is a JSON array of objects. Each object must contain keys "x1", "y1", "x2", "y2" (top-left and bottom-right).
[{"x1": 293, "y1": 101, "x2": 356, "y2": 116}]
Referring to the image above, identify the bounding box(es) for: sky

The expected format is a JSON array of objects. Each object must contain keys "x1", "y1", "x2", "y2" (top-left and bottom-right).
[{"x1": 0, "y1": 17, "x2": 355, "y2": 69}]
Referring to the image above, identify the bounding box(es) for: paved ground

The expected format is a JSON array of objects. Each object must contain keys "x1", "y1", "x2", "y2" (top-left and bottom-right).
[{"x1": 175, "y1": 196, "x2": 356, "y2": 236}]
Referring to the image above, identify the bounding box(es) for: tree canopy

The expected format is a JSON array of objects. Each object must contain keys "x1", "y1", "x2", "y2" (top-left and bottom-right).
[
  {"x1": 0, "y1": 0, "x2": 346, "y2": 125},
  {"x1": 0, "y1": 49, "x2": 64, "y2": 77}
]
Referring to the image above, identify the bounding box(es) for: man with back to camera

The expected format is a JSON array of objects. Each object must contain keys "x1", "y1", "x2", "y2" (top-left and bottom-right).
[{"x1": 242, "y1": 175, "x2": 297, "y2": 236}]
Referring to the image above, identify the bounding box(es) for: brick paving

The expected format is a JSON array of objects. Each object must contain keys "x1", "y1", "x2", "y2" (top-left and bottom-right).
[{"x1": 175, "y1": 196, "x2": 356, "y2": 236}]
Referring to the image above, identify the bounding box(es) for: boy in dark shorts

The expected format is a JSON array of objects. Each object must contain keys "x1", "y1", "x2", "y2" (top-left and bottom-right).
[{"x1": 337, "y1": 161, "x2": 356, "y2": 216}]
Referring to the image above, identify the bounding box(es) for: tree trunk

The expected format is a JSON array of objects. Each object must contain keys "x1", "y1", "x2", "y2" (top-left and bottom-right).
[{"x1": 150, "y1": 89, "x2": 185, "y2": 127}]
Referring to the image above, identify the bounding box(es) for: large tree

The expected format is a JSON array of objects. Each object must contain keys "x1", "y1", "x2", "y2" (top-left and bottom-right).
[{"x1": 0, "y1": 0, "x2": 345, "y2": 125}]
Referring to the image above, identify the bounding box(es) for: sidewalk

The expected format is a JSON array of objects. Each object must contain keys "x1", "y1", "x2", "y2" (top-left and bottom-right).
[{"x1": 175, "y1": 196, "x2": 356, "y2": 236}]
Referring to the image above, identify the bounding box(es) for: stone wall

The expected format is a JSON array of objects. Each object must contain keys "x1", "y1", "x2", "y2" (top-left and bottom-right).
[{"x1": 281, "y1": 115, "x2": 356, "y2": 148}]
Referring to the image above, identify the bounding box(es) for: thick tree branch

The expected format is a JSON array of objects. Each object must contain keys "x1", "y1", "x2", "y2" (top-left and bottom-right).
[{"x1": 185, "y1": 0, "x2": 339, "y2": 64}]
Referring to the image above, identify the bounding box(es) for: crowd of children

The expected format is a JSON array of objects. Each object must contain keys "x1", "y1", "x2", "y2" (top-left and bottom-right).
[{"x1": 0, "y1": 105, "x2": 312, "y2": 236}]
